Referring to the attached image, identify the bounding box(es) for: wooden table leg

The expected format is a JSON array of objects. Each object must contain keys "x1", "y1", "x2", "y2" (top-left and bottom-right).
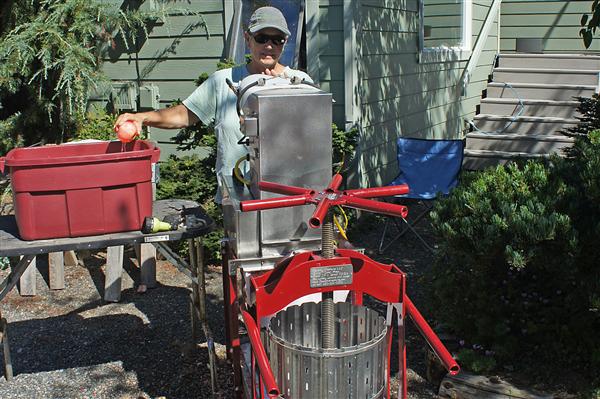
[
  {"x1": 18, "y1": 256, "x2": 36, "y2": 296},
  {"x1": 0, "y1": 311, "x2": 13, "y2": 381},
  {"x1": 138, "y1": 243, "x2": 157, "y2": 289},
  {"x1": 104, "y1": 246, "x2": 123, "y2": 302},
  {"x1": 190, "y1": 238, "x2": 218, "y2": 394},
  {"x1": 49, "y1": 252, "x2": 65, "y2": 290},
  {"x1": 63, "y1": 250, "x2": 78, "y2": 267},
  {"x1": 0, "y1": 256, "x2": 37, "y2": 381},
  {"x1": 1, "y1": 256, "x2": 36, "y2": 302}
]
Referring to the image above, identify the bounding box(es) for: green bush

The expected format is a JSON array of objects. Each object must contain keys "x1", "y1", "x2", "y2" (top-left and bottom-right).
[
  {"x1": 332, "y1": 123, "x2": 358, "y2": 176},
  {"x1": 554, "y1": 130, "x2": 600, "y2": 336},
  {"x1": 455, "y1": 348, "x2": 497, "y2": 374},
  {"x1": 0, "y1": 113, "x2": 22, "y2": 154},
  {"x1": 156, "y1": 155, "x2": 217, "y2": 205},
  {"x1": 429, "y1": 151, "x2": 600, "y2": 383},
  {"x1": 156, "y1": 153, "x2": 222, "y2": 261},
  {"x1": 72, "y1": 109, "x2": 118, "y2": 141},
  {"x1": 564, "y1": 94, "x2": 600, "y2": 141}
]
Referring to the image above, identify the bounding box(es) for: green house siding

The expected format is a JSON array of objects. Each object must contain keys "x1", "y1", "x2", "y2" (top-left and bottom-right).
[
  {"x1": 99, "y1": 0, "x2": 348, "y2": 156},
  {"x1": 423, "y1": 0, "x2": 463, "y2": 48},
  {"x1": 314, "y1": 0, "x2": 346, "y2": 126},
  {"x1": 96, "y1": 0, "x2": 228, "y2": 158},
  {"x1": 500, "y1": 0, "x2": 599, "y2": 53},
  {"x1": 100, "y1": 0, "x2": 599, "y2": 185},
  {"x1": 355, "y1": 0, "x2": 498, "y2": 187}
]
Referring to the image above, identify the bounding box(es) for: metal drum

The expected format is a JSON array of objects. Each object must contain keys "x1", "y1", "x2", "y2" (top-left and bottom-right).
[{"x1": 267, "y1": 302, "x2": 388, "y2": 398}]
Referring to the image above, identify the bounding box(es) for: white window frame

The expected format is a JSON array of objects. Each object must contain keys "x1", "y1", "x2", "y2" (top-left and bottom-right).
[{"x1": 418, "y1": 0, "x2": 472, "y2": 63}]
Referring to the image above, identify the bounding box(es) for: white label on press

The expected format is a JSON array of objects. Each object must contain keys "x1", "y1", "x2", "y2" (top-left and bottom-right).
[{"x1": 310, "y1": 265, "x2": 353, "y2": 288}]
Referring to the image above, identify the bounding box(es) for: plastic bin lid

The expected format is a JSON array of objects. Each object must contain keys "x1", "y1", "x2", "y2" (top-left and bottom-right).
[{"x1": 3, "y1": 140, "x2": 160, "y2": 168}]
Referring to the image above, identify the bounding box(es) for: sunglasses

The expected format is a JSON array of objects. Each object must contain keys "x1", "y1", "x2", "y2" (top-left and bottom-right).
[{"x1": 252, "y1": 33, "x2": 286, "y2": 46}]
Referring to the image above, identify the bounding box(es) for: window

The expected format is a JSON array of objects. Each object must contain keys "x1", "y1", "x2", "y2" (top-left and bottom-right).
[
  {"x1": 418, "y1": 0, "x2": 472, "y2": 63},
  {"x1": 229, "y1": 0, "x2": 306, "y2": 70}
]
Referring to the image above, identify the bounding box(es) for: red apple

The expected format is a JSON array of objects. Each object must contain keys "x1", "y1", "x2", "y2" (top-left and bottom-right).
[{"x1": 116, "y1": 120, "x2": 139, "y2": 143}]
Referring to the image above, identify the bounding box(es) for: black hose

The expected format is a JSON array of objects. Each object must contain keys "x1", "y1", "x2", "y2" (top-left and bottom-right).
[{"x1": 235, "y1": 77, "x2": 266, "y2": 117}]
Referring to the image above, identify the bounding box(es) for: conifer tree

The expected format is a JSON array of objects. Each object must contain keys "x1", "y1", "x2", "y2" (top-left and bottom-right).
[{"x1": 0, "y1": 0, "x2": 203, "y2": 152}]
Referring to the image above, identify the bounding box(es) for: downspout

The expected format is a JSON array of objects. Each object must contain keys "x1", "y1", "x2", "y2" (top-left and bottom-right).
[
  {"x1": 227, "y1": 0, "x2": 243, "y2": 62},
  {"x1": 343, "y1": 0, "x2": 365, "y2": 186},
  {"x1": 223, "y1": 0, "x2": 236, "y2": 58},
  {"x1": 305, "y1": 0, "x2": 321, "y2": 84},
  {"x1": 343, "y1": 0, "x2": 359, "y2": 131}
]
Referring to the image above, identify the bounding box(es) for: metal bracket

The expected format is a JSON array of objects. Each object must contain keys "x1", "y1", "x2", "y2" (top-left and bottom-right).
[{"x1": 386, "y1": 302, "x2": 403, "y2": 327}]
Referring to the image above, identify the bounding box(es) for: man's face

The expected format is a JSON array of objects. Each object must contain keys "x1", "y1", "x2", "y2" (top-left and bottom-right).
[{"x1": 245, "y1": 27, "x2": 287, "y2": 70}]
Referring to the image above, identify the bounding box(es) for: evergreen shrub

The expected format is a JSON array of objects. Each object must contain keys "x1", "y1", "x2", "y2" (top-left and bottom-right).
[
  {"x1": 0, "y1": 0, "x2": 204, "y2": 146},
  {"x1": 429, "y1": 138, "x2": 600, "y2": 382},
  {"x1": 156, "y1": 153, "x2": 222, "y2": 262},
  {"x1": 73, "y1": 109, "x2": 118, "y2": 141}
]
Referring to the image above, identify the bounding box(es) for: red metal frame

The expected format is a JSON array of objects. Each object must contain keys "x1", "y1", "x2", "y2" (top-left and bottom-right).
[
  {"x1": 224, "y1": 175, "x2": 459, "y2": 399},
  {"x1": 405, "y1": 296, "x2": 460, "y2": 375},
  {"x1": 252, "y1": 250, "x2": 404, "y2": 320},
  {"x1": 241, "y1": 309, "x2": 280, "y2": 398},
  {"x1": 221, "y1": 243, "x2": 243, "y2": 398}
]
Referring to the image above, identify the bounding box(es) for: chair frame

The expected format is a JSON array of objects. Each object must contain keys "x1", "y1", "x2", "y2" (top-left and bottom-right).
[
  {"x1": 377, "y1": 138, "x2": 464, "y2": 254},
  {"x1": 378, "y1": 199, "x2": 434, "y2": 253}
]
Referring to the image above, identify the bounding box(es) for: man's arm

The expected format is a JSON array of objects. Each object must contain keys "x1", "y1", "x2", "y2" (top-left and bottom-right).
[{"x1": 114, "y1": 104, "x2": 200, "y2": 133}]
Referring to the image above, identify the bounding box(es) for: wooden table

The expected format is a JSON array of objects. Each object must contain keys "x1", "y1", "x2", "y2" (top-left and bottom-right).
[{"x1": 0, "y1": 199, "x2": 218, "y2": 390}]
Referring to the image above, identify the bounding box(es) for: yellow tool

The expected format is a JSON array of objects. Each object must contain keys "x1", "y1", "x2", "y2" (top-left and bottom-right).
[{"x1": 142, "y1": 217, "x2": 177, "y2": 234}]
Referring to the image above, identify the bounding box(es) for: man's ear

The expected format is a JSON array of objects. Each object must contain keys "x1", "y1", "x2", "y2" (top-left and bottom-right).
[{"x1": 244, "y1": 31, "x2": 250, "y2": 46}]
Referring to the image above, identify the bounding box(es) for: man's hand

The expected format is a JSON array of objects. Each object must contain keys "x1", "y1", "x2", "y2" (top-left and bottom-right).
[
  {"x1": 114, "y1": 106, "x2": 198, "y2": 131},
  {"x1": 263, "y1": 68, "x2": 276, "y2": 76},
  {"x1": 114, "y1": 113, "x2": 146, "y2": 134},
  {"x1": 263, "y1": 68, "x2": 287, "y2": 77}
]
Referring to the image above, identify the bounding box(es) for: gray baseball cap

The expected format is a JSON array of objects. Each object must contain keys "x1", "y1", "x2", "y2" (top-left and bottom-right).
[{"x1": 247, "y1": 6, "x2": 291, "y2": 37}]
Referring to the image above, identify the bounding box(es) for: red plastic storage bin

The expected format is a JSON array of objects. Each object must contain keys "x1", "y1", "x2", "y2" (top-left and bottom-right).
[{"x1": 0, "y1": 140, "x2": 160, "y2": 240}]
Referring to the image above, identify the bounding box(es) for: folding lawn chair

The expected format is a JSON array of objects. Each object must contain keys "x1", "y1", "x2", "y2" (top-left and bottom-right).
[{"x1": 378, "y1": 137, "x2": 464, "y2": 253}]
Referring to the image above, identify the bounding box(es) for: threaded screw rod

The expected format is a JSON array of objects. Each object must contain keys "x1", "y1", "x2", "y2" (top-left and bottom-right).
[{"x1": 321, "y1": 217, "x2": 335, "y2": 349}]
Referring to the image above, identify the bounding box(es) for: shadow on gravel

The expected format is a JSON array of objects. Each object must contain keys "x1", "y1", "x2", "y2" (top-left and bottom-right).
[
  {"x1": 0, "y1": 214, "x2": 439, "y2": 398},
  {"x1": 1, "y1": 282, "x2": 229, "y2": 398}
]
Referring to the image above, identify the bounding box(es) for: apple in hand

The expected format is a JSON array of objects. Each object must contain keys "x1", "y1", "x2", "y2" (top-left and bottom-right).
[{"x1": 115, "y1": 120, "x2": 139, "y2": 143}]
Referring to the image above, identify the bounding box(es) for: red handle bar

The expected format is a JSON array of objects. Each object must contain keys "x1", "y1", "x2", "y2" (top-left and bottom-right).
[{"x1": 241, "y1": 174, "x2": 409, "y2": 228}]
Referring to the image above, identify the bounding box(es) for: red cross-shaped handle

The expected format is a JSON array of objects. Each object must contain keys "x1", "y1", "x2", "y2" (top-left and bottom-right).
[{"x1": 240, "y1": 173, "x2": 409, "y2": 228}]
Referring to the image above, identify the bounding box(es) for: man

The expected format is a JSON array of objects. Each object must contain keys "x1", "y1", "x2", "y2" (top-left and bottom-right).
[{"x1": 114, "y1": 6, "x2": 312, "y2": 200}]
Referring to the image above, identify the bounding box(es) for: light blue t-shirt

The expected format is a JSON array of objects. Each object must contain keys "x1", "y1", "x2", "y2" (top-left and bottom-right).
[{"x1": 183, "y1": 65, "x2": 312, "y2": 201}]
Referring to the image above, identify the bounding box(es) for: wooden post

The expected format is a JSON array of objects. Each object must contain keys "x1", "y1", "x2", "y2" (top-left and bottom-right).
[
  {"x1": 189, "y1": 239, "x2": 200, "y2": 341},
  {"x1": 0, "y1": 312, "x2": 13, "y2": 381},
  {"x1": 137, "y1": 243, "x2": 157, "y2": 288},
  {"x1": 190, "y1": 238, "x2": 218, "y2": 393},
  {"x1": 63, "y1": 250, "x2": 78, "y2": 267},
  {"x1": 104, "y1": 246, "x2": 124, "y2": 302},
  {"x1": 48, "y1": 252, "x2": 65, "y2": 290},
  {"x1": 438, "y1": 372, "x2": 553, "y2": 398},
  {"x1": 18, "y1": 256, "x2": 36, "y2": 296}
]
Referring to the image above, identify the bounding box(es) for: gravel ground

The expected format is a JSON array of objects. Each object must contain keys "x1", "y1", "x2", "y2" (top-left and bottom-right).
[{"x1": 0, "y1": 210, "x2": 441, "y2": 399}]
